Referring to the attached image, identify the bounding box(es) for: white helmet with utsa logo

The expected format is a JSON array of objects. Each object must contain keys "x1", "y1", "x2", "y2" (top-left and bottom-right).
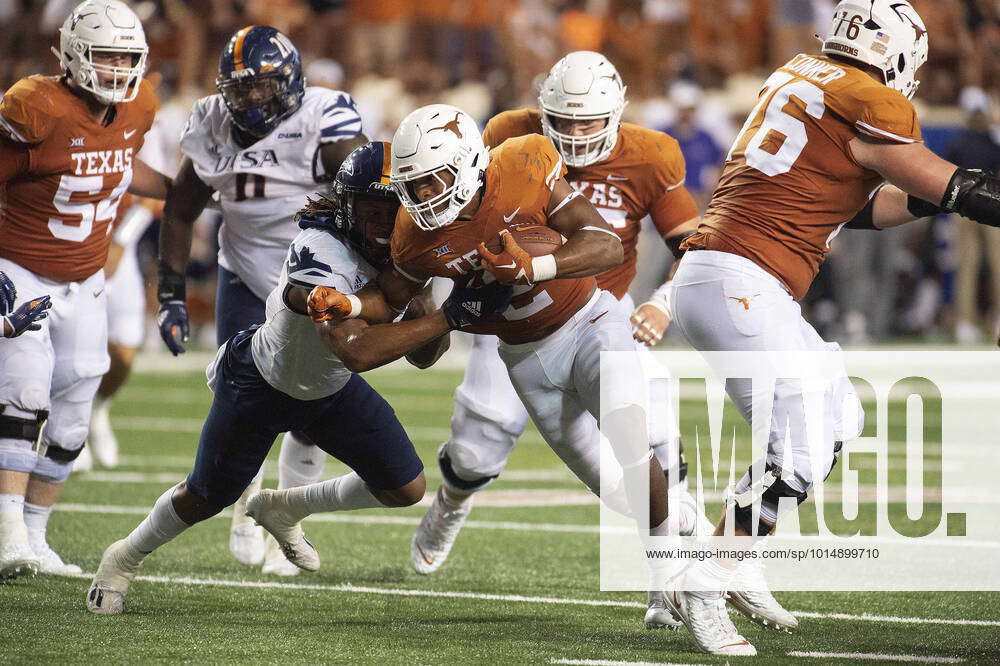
[
  {"x1": 822, "y1": 0, "x2": 928, "y2": 99},
  {"x1": 52, "y1": 0, "x2": 148, "y2": 105},
  {"x1": 538, "y1": 51, "x2": 627, "y2": 168},
  {"x1": 390, "y1": 104, "x2": 489, "y2": 231}
]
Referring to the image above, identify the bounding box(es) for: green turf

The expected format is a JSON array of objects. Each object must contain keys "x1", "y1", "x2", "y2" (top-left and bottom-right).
[{"x1": 2, "y1": 368, "x2": 998, "y2": 664}]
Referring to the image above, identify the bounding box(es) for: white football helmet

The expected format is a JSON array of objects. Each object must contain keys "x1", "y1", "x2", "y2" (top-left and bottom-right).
[
  {"x1": 538, "y1": 51, "x2": 627, "y2": 168},
  {"x1": 51, "y1": 0, "x2": 148, "y2": 105},
  {"x1": 822, "y1": 0, "x2": 928, "y2": 99},
  {"x1": 390, "y1": 104, "x2": 489, "y2": 231}
]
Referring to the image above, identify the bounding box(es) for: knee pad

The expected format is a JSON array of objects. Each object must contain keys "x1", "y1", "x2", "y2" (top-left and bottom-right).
[
  {"x1": 0, "y1": 406, "x2": 48, "y2": 473},
  {"x1": 438, "y1": 444, "x2": 499, "y2": 493},
  {"x1": 728, "y1": 465, "x2": 808, "y2": 538},
  {"x1": 31, "y1": 452, "x2": 74, "y2": 483}
]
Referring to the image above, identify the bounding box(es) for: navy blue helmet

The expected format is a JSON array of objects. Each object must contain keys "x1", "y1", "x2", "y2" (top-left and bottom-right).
[
  {"x1": 217, "y1": 25, "x2": 305, "y2": 140},
  {"x1": 298, "y1": 141, "x2": 399, "y2": 269}
]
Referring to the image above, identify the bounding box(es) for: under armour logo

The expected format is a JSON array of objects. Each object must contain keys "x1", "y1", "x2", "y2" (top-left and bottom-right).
[
  {"x1": 429, "y1": 113, "x2": 463, "y2": 139},
  {"x1": 728, "y1": 294, "x2": 761, "y2": 311}
]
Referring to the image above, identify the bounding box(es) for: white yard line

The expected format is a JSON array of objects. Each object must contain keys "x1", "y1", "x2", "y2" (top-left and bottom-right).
[
  {"x1": 551, "y1": 659, "x2": 701, "y2": 666},
  {"x1": 64, "y1": 570, "x2": 1000, "y2": 631},
  {"x1": 786, "y1": 651, "x2": 963, "y2": 663}
]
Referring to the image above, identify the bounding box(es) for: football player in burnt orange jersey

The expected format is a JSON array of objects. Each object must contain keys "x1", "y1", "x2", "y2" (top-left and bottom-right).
[
  {"x1": 652, "y1": 0, "x2": 1000, "y2": 655},
  {"x1": 0, "y1": 0, "x2": 171, "y2": 580},
  {"x1": 403, "y1": 52, "x2": 790, "y2": 634}
]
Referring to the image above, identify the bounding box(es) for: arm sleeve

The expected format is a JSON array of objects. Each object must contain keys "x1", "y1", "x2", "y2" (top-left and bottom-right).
[
  {"x1": 317, "y1": 91, "x2": 363, "y2": 144},
  {"x1": 647, "y1": 134, "x2": 700, "y2": 236}
]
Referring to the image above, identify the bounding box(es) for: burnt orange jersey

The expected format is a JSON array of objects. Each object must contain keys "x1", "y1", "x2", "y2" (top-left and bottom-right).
[
  {"x1": 0, "y1": 76, "x2": 158, "y2": 282},
  {"x1": 483, "y1": 109, "x2": 698, "y2": 299},
  {"x1": 685, "y1": 54, "x2": 921, "y2": 300},
  {"x1": 391, "y1": 133, "x2": 596, "y2": 344}
]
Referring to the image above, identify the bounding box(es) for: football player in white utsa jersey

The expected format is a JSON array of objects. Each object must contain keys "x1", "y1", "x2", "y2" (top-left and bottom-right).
[
  {"x1": 0, "y1": 0, "x2": 171, "y2": 580},
  {"x1": 86, "y1": 141, "x2": 513, "y2": 615},
  {"x1": 155, "y1": 25, "x2": 366, "y2": 575},
  {"x1": 650, "y1": 1, "x2": 1000, "y2": 655}
]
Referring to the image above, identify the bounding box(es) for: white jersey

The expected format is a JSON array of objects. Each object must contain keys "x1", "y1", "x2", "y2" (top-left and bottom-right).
[
  {"x1": 250, "y1": 227, "x2": 378, "y2": 400},
  {"x1": 180, "y1": 86, "x2": 363, "y2": 300}
]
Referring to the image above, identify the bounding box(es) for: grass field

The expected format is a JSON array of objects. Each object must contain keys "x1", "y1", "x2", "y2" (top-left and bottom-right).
[{"x1": 2, "y1": 363, "x2": 999, "y2": 664}]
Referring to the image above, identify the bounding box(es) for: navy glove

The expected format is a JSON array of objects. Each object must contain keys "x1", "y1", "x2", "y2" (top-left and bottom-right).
[
  {"x1": 157, "y1": 300, "x2": 190, "y2": 356},
  {"x1": 0, "y1": 271, "x2": 15, "y2": 316},
  {"x1": 442, "y1": 281, "x2": 514, "y2": 330},
  {"x1": 3, "y1": 295, "x2": 52, "y2": 338}
]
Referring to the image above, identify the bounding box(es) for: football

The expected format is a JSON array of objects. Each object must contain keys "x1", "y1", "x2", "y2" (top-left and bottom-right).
[{"x1": 484, "y1": 224, "x2": 563, "y2": 256}]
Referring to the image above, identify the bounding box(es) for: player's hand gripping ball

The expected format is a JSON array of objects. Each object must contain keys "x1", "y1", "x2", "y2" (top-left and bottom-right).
[{"x1": 477, "y1": 225, "x2": 562, "y2": 286}]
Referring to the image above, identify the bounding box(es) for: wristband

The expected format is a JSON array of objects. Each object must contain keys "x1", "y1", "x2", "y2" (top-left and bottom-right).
[
  {"x1": 345, "y1": 294, "x2": 362, "y2": 319},
  {"x1": 157, "y1": 262, "x2": 186, "y2": 303},
  {"x1": 531, "y1": 254, "x2": 558, "y2": 282}
]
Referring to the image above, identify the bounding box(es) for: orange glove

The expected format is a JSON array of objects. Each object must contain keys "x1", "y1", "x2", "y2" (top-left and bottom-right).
[
  {"x1": 307, "y1": 285, "x2": 359, "y2": 323},
  {"x1": 478, "y1": 230, "x2": 536, "y2": 286}
]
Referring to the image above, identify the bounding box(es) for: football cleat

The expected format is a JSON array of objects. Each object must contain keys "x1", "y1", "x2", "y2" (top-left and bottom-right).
[
  {"x1": 31, "y1": 539, "x2": 83, "y2": 576},
  {"x1": 410, "y1": 486, "x2": 473, "y2": 575},
  {"x1": 727, "y1": 559, "x2": 798, "y2": 631},
  {"x1": 644, "y1": 590, "x2": 682, "y2": 630},
  {"x1": 0, "y1": 513, "x2": 39, "y2": 580},
  {"x1": 86, "y1": 539, "x2": 144, "y2": 614},
  {"x1": 229, "y1": 476, "x2": 265, "y2": 566},
  {"x1": 88, "y1": 399, "x2": 119, "y2": 468},
  {"x1": 668, "y1": 584, "x2": 756, "y2": 656},
  {"x1": 245, "y1": 489, "x2": 319, "y2": 572},
  {"x1": 261, "y1": 534, "x2": 300, "y2": 577}
]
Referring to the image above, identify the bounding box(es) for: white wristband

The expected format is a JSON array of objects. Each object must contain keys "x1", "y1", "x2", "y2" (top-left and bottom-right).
[
  {"x1": 531, "y1": 254, "x2": 558, "y2": 282},
  {"x1": 346, "y1": 294, "x2": 362, "y2": 319}
]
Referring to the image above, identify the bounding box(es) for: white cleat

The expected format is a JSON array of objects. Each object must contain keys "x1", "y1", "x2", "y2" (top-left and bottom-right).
[
  {"x1": 410, "y1": 486, "x2": 473, "y2": 575},
  {"x1": 73, "y1": 445, "x2": 94, "y2": 473},
  {"x1": 31, "y1": 540, "x2": 83, "y2": 576},
  {"x1": 644, "y1": 591, "x2": 683, "y2": 630},
  {"x1": 0, "y1": 514, "x2": 39, "y2": 580},
  {"x1": 86, "y1": 539, "x2": 144, "y2": 614},
  {"x1": 261, "y1": 535, "x2": 300, "y2": 577},
  {"x1": 727, "y1": 558, "x2": 798, "y2": 631},
  {"x1": 89, "y1": 400, "x2": 119, "y2": 468},
  {"x1": 229, "y1": 476, "x2": 265, "y2": 566},
  {"x1": 245, "y1": 489, "x2": 319, "y2": 572},
  {"x1": 668, "y1": 585, "x2": 756, "y2": 656}
]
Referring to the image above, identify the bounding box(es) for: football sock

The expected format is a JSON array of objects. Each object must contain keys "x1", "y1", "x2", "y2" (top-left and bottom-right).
[
  {"x1": 287, "y1": 472, "x2": 382, "y2": 516},
  {"x1": 22, "y1": 501, "x2": 52, "y2": 547},
  {"x1": 0, "y1": 493, "x2": 24, "y2": 516},
  {"x1": 277, "y1": 433, "x2": 326, "y2": 489},
  {"x1": 126, "y1": 486, "x2": 189, "y2": 555},
  {"x1": 687, "y1": 557, "x2": 739, "y2": 599},
  {"x1": 441, "y1": 485, "x2": 474, "y2": 507}
]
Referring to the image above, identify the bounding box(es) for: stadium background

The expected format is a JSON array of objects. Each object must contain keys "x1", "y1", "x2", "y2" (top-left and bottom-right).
[{"x1": 2, "y1": 0, "x2": 999, "y2": 347}]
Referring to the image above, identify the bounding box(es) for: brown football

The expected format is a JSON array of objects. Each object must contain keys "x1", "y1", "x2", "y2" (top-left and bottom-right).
[{"x1": 483, "y1": 224, "x2": 563, "y2": 256}]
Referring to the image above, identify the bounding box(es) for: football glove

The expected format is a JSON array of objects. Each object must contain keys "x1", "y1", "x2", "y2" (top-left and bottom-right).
[
  {"x1": 442, "y1": 281, "x2": 514, "y2": 330},
  {"x1": 307, "y1": 285, "x2": 360, "y2": 323},
  {"x1": 157, "y1": 301, "x2": 189, "y2": 356},
  {"x1": 0, "y1": 271, "x2": 15, "y2": 316},
  {"x1": 478, "y1": 230, "x2": 537, "y2": 286},
  {"x1": 3, "y1": 295, "x2": 52, "y2": 338},
  {"x1": 941, "y1": 168, "x2": 1000, "y2": 227}
]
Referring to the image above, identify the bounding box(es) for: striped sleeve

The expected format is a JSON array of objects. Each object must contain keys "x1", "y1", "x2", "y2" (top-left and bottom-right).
[{"x1": 318, "y1": 91, "x2": 363, "y2": 143}]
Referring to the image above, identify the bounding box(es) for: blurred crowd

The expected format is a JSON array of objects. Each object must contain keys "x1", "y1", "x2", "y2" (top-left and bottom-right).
[{"x1": 2, "y1": 0, "x2": 1000, "y2": 344}]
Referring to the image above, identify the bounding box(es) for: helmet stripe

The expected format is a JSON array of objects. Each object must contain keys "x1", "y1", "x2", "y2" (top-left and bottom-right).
[
  {"x1": 379, "y1": 141, "x2": 392, "y2": 184},
  {"x1": 233, "y1": 25, "x2": 255, "y2": 71}
]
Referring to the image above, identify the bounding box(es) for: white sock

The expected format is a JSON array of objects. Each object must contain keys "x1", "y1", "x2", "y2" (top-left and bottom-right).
[
  {"x1": 0, "y1": 493, "x2": 24, "y2": 516},
  {"x1": 687, "y1": 557, "x2": 739, "y2": 599},
  {"x1": 126, "y1": 486, "x2": 190, "y2": 555},
  {"x1": 23, "y1": 501, "x2": 52, "y2": 546},
  {"x1": 288, "y1": 472, "x2": 383, "y2": 516},
  {"x1": 441, "y1": 485, "x2": 474, "y2": 508},
  {"x1": 278, "y1": 433, "x2": 326, "y2": 489}
]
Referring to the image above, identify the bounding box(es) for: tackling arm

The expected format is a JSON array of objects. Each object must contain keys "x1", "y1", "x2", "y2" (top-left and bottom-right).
[{"x1": 129, "y1": 158, "x2": 173, "y2": 200}]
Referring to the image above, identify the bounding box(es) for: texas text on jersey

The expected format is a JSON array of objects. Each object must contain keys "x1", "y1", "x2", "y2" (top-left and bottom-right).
[
  {"x1": 684, "y1": 53, "x2": 921, "y2": 300},
  {"x1": 482, "y1": 109, "x2": 698, "y2": 298},
  {"x1": 0, "y1": 76, "x2": 158, "y2": 282},
  {"x1": 391, "y1": 133, "x2": 596, "y2": 344}
]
